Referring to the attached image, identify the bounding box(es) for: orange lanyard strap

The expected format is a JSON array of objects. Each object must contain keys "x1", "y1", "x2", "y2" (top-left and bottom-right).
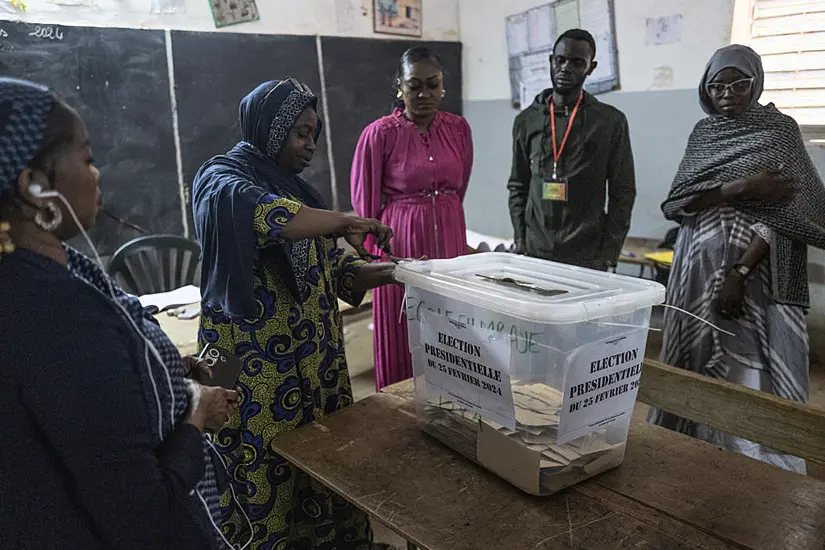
[{"x1": 549, "y1": 92, "x2": 583, "y2": 178}]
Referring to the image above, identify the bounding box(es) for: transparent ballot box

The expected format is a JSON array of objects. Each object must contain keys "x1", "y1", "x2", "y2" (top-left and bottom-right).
[{"x1": 395, "y1": 253, "x2": 666, "y2": 495}]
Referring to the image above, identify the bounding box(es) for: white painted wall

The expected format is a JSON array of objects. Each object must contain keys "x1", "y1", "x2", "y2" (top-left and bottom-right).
[
  {"x1": 460, "y1": 0, "x2": 542, "y2": 101},
  {"x1": 459, "y1": 0, "x2": 735, "y2": 100},
  {"x1": 614, "y1": 0, "x2": 733, "y2": 92},
  {"x1": 1, "y1": 0, "x2": 460, "y2": 41}
]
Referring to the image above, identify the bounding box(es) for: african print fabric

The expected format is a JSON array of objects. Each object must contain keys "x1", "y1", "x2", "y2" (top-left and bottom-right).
[{"x1": 201, "y1": 192, "x2": 373, "y2": 549}]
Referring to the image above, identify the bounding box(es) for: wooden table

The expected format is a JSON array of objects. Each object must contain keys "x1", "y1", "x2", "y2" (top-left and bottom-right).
[
  {"x1": 272, "y1": 379, "x2": 825, "y2": 550},
  {"x1": 154, "y1": 294, "x2": 373, "y2": 358},
  {"x1": 618, "y1": 237, "x2": 667, "y2": 278},
  {"x1": 155, "y1": 304, "x2": 200, "y2": 357}
]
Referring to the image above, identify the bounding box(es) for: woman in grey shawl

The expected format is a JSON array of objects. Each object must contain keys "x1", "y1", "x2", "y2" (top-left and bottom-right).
[{"x1": 650, "y1": 45, "x2": 825, "y2": 473}]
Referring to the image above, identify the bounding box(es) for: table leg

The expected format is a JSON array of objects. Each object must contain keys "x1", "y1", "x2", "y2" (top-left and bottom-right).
[{"x1": 406, "y1": 543, "x2": 417, "y2": 550}]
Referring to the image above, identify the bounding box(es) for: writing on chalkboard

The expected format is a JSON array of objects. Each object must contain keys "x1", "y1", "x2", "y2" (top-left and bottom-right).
[
  {"x1": 28, "y1": 25, "x2": 63, "y2": 41},
  {"x1": 0, "y1": 29, "x2": 7, "y2": 38}
]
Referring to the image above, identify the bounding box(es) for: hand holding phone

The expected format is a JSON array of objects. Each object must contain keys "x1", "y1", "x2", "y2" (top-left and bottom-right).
[{"x1": 191, "y1": 344, "x2": 245, "y2": 390}]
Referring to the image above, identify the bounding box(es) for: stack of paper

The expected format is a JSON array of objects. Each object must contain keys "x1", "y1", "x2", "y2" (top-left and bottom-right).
[
  {"x1": 420, "y1": 382, "x2": 624, "y2": 494},
  {"x1": 139, "y1": 285, "x2": 201, "y2": 314}
]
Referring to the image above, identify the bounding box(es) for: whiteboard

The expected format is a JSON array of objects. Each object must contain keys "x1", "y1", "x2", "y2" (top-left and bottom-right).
[{"x1": 506, "y1": 0, "x2": 619, "y2": 107}]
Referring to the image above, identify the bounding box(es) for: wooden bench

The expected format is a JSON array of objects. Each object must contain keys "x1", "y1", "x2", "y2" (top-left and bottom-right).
[{"x1": 639, "y1": 358, "x2": 825, "y2": 479}]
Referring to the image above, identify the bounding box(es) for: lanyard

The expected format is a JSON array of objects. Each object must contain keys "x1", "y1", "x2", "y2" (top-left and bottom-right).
[{"x1": 550, "y1": 92, "x2": 583, "y2": 179}]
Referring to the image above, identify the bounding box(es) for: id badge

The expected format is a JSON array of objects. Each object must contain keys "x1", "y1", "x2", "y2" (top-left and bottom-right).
[{"x1": 542, "y1": 176, "x2": 568, "y2": 202}]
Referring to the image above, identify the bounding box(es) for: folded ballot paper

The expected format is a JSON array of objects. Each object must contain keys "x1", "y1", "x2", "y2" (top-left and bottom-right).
[{"x1": 420, "y1": 382, "x2": 625, "y2": 495}]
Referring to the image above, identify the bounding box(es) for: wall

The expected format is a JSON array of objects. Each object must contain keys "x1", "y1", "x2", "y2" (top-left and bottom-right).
[
  {"x1": 0, "y1": 0, "x2": 460, "y2": 40},
  {"x1": 459, "y1": 0, "x2": 735, "y2": 241}
]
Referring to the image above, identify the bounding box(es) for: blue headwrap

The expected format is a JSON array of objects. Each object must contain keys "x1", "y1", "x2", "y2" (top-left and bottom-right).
[
  {"x1": 192, "y1": 79, "x2": 326, "y2": 319},
  {"x1": 0, "y1": 78, "x2": 53, "y2": 196}
]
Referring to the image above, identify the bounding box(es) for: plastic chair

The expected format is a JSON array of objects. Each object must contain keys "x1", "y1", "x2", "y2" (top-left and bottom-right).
[
  {"x1": 653, "y1": 227, "x2": 679, "y2": 286},
  {"x1": 108, "y1": 234, "x2": 201, "y2": 295}
]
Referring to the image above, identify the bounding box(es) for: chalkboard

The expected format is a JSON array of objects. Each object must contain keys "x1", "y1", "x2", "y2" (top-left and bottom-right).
[
  {"x1": 171, "y1": 31, "x2": 330, "y2": 229},
  {"x1": 321, "y1": 37, "x2": 463, "y2": 211},
  {"x1": 0, "y1": 22, "x2": 463, "y2": 256},
  {"x1": 0, "y1": 21, "x2": 180, "y2": 255}
]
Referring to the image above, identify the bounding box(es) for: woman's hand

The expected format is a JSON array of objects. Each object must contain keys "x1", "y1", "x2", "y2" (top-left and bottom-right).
[
  {"x1": 718, "y1": 271, "x2": 746, "y2": 318},
  {"x1": 725, "y1": 170, "x2": 795, "y2": 203},
  {"x1": 185, "y1": 384, "x2": 241, "y2": 433},
  {"x1": 342, "y1": 216, "x2": 393, "y2": 259},
  {"x1": 352, "y1": 262, "x2": 397, "y2": 292},
  {"x1": 182, "y1": 356, "x2": 212, "y2": 381}
]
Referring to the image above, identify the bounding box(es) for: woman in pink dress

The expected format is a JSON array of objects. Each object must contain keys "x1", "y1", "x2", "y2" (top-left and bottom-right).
[{"x1": 351, "y1": 47, "x2": 474, "y2": 390}]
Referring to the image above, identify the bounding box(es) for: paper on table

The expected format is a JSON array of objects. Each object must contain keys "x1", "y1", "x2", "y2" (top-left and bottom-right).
[
  {"x1": 506, "y1": 13, "x2": 529, "y2": 57},
  {"x1": 645, "y1": 251, "x2": 674, "y2": 267},
  {"x1": 554, "y1": 0, "x2": 580, "y2": 36},
  {"x1": 139, "y1": 285, "x2": 201, "y2": 313},
  {"x1": 466, "y1": 230, "x2": 514, "y2": 251},
  {"x1": 526, "y1": 4, "x2": 555, "y2": 51}
]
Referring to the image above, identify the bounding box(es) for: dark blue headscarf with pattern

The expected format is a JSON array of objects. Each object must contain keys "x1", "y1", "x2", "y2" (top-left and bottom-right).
[
  {"x1": 193, "y1": 79, "x2": 326, "y2": 319},
  {"x1": 0, "y1": 78, "x2": 53, "y2": 196}
]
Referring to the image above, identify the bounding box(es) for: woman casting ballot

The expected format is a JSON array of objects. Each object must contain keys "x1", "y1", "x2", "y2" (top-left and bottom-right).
[{"x1": 193, "y1": 78, "x2": 396, "y2": 548}]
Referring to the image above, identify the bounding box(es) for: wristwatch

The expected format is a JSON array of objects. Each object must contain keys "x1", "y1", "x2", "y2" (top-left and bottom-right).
[{"x1": 732, "y1": 264, "x2": 752, "y2": 279}]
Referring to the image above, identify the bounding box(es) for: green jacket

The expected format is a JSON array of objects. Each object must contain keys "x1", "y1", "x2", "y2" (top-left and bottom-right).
[{"x1": 508, "y1": 89, "x2": 635, "y2": 269}]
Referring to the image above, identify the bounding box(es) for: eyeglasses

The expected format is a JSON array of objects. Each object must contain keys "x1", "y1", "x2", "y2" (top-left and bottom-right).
[{"x1": 706, "y1": 78, "x2": 754, "y2": 98}]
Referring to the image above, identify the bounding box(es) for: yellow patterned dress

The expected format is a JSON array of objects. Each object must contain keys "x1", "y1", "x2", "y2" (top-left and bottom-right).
[{"x1": 199, "y1": 192, "x2": 372, "y2": 549}]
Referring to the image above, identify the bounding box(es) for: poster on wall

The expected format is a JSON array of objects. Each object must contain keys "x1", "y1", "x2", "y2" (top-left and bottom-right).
[
  {"x1": 645, "y1": 14, "x2": 682, "y2": 46},
  {"x1": 506, "y1": 0, "x2": 619, "y2": 109},
  {"x1": 209, "y1": 0, "x2": 259, "y2": 28},
  {"x1": 374, "y1": 0, "x2": 422, "y2": 37}
]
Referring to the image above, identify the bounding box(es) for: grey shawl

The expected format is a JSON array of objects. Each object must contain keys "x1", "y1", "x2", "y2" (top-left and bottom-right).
[
  {"x1": 662, "y1": 106, "x2": 825, "y2": 307},
  {"x1": 662, "y1": 44, "x2": 825, "y2": 307}
]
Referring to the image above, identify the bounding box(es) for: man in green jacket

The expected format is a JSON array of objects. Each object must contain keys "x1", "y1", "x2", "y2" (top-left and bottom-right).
[{"x1": 508, "y1": 28, "x2": 635, "y2": 270}]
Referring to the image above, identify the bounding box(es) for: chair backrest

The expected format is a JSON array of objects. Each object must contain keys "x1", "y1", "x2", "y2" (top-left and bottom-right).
[
  {"x1": 108, "y1": 234, "x2": 201, "y2": 296},
  {"x1": 658, "y1": 227, "x2": 679, "y2": 250},
  {"x1": 639, "y1": 359, "x2": 825, "y2": 480}
]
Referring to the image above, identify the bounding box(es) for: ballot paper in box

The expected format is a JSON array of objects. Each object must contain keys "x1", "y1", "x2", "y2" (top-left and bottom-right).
[{"x1": 395, "y1": 253, "x2": 665, "y2": 496}]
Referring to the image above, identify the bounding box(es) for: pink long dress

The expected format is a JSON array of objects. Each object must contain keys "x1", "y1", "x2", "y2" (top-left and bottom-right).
[{"x1": 351, "y1": 109, "x2": 473, "y2": 390}]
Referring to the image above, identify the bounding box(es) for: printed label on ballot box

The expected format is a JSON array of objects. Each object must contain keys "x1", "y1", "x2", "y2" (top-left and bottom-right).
[
  {"x1": 418, "y1": 310, "x2": 516, "y2": 430},
  {"x1": 558, "y1": 330, "x2": 647, "y2": 444}
]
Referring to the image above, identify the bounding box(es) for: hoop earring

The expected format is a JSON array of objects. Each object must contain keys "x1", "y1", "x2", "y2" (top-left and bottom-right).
[
  {"x1": 34, "y1": 202, "x2": 62, "y2": 232},
  {"x1": 0, "y1": 221, "x2": 14, "y2": 254},
  {"x1": 442, "y1": 90, "x2": 446, "y2": 98}
]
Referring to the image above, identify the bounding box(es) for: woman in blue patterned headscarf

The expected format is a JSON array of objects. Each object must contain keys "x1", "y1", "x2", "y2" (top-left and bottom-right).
[
  {"x1": 0, "y1": 77, "x2": 239, "y2": 549},
  {"x1": 193, "y1": 79, "x2": 397, "y2": 549}
]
